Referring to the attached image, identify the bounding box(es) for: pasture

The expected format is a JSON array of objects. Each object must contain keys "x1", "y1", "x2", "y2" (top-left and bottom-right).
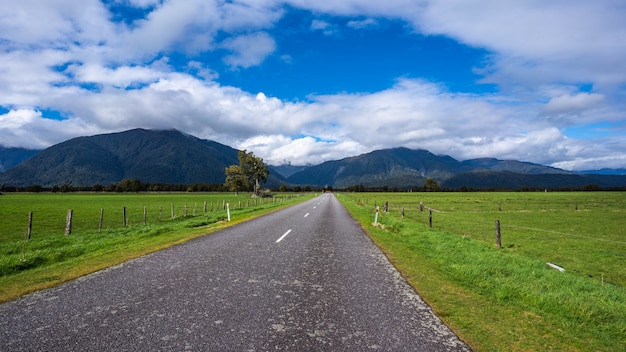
[
  {"x1": 350, "y1": 191, "x2": 625, "y2": 286},
  {"x1": 338, "y1": 191, "x2": 626, "y2": 351}
]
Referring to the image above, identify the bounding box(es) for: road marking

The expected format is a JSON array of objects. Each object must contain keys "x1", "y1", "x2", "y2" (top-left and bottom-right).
[
  {"x1": 304, "y1": 213, "x2": 310, "y2": 218},
  {"x1": 276, "y1": 229, "x2": 292, "y2": 243}
]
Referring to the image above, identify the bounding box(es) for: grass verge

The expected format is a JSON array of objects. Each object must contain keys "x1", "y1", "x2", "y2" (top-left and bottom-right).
[{"x1": 337, "y1": 193, "x2": 626, "y2": 352}]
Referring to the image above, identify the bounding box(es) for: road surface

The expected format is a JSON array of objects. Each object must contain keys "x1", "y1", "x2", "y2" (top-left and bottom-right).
[{"x1": 0, "y1": 193, "x2": 470, "y2": 351}]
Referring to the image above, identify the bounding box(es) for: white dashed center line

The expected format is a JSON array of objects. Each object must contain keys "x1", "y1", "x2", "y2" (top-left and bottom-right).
[
  {"x1": 276, "y1": 229, "x2": 292, "y2": 243},
  {"x1": 304, "y1": 213, "x2": 310, "y2": 218}
]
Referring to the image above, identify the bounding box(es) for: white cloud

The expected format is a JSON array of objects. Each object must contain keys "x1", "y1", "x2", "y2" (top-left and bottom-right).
[
  {"x1": 71, "y1": 64, "x2": 163, "y2": 89},
  {"x1": 286, "y1": 0, "x2": 626, "y2": 89},
  {"x1": 0, "y1": 0, "x2": 113, "y2": 49},
  {"x1": 552, "y1": 153, "x2": 626, "y2": 171},
  {"x1": 0, "y1": 0, "x2": 625, "y2": 172},
  {"x1": 127, "y1": 0, "x2": 161, "y2": 7},
  {"x1": 311, "y1": 19, "x2": 338, "y2": 36},
  {"x1": 0, "y1": 109, "x2": 97, "y2": 149},
  {"x1": 221, "y1": 32, "x2": 277, "y2": 68},
  {"x1": 347, "y1": 18, "x2": 378, "y2": 29},
  {"x1": 542, "y1": 93, "x2": 605, "y2": 116},
  {"x1": 413, "y1": 0, "x2": 626, "y2": 89}
]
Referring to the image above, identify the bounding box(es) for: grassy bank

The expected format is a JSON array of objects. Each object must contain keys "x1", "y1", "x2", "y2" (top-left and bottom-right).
[
  {"x1": 0, "y1": 192, "x2": 313, "y2": 303},
  {"x1": 337, "y1": 192, "x2": 625, "y2": 352}
]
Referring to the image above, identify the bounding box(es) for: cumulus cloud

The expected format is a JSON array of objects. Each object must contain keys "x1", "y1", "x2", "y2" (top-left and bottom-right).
[
  {"x1": 221, "y1": 32, "x2": 277, "y2": 68},
  {"x1": 0, "y1": 109, "x2": 97, "y2": 149},
  {"x1": 552, "y1": 153, "x2": 626, "y2": 171},
  {"x1": 0, "y1": 0, "x2": 624, "y2": 172},
  {"x1": 542, "y1": 93, "x2": 605, "y2": 116},
  {"x1": 310, "y1": 19, "x2": 338, "y2": 36},
  {"x1": 286, "y1": 0, "x2": 626, "y2": 89},
  {"x1": 347, "y1": 18, "x2": 378, "y2": 29},
  {"x1": 413, "y1": 0, "x2": 626, "y2": 89}
]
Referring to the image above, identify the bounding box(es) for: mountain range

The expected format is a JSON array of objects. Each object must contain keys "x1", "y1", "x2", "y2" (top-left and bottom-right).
[
  {"x1": 0, "y1": 129, "x2": 285, "y2": 188},
  {"x1": 0, "y1": 129, "x2": 624, "y2": 189}
]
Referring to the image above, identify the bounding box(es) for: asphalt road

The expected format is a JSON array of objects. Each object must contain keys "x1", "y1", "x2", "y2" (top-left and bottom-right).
[{"x1": 0, "y1": 193, "x2": 470, "y2": 351}]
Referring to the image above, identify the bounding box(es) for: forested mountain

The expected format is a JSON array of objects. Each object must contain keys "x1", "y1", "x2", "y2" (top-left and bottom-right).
[
  {"x1": 0, "y1": 129, "x2": 244, "y2": 187},
  {"x1": 287, "y1": 148, "x2": 461, "y2": 188},
  {"x1": 0, "y1": 147, "x2": 41, "y2": 172},
  {"x1": 441, "y1": 171, "x2": 626, "y2": 189},
  {"x1": 1, "y1": 130, "x2": 624, "y2": 189},
  {"x1": 460, "y1": 158, "x2": 571, "y2": 174},
  {"x1": 286, "y1": 148, "x2": 626, "y2": 189}
]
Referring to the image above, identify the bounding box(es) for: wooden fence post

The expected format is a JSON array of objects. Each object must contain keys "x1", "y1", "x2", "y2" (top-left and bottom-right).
[
  {"x1": 402, "y1": 206, "x2": 405, "y2": 218},
  {"x1": 27, "y1": 212, "x2": 33, "y2": 240},
  {"x1": 203, "y1": 201, "x2": 207, "y2": 213},
  {"x1": 420, "y1": 202, "x2": 424, "y2": 212},
  {"x1": 495, "y1": 220, "x2": 502, "y2": 248},
  {"x1": 99, "y1": 208, "x2": 104, "y2": 232},
  {"x1": 171, "y1": 203, "x2": 174, "y2": 219},
  {"x1": 143, "y1": 206, "x2": 147, "y2": 225},
  {"x1": 65, "y1": 209, "x2": 73, "y2": 235},
  {"x1": 428, "y1": 209, "x2": 432, "y2": 227},
  {"x1": 123, "y1": 206, "x2": 127, "y2": 226}
]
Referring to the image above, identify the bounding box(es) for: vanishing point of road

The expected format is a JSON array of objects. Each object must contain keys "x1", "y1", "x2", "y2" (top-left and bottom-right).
[{"x1": 0, "y1": 193, "x2": 470, "y2": 351}]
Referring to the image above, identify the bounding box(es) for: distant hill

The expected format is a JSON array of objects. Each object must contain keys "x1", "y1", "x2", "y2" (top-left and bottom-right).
[
  {"x1": 578, "y1": 168, "x2": 626, "y2": 175},
  {"x1": 287, "y1": 148, "x2": 462, "y2": 188},
  {"x1": 0, "y1": 147, "x2": 41, "y2": 172},
  {"x1": 460, "y1": 158, "x2": 571, "y2": 174},
  {"x1": 0, "y1": 129, "x2": 284, "y2": 188},
  {"x1": 270, "y1": 164, "x2": 311, "y2": 178},
  {"x1": 286, "y1": 147, "x2": 626, "y2": 189},
  {"x1": 441, "y1": 171, "x2": 626, "y2": 189}
]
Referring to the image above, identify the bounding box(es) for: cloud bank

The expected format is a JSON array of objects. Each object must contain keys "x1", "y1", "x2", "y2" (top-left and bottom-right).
[{"x1": 0, "y1": 0, "x2": 625, "y2": 171}]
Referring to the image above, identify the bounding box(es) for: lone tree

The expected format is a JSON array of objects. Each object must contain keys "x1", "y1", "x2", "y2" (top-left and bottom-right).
[
  {"x1": 225, "y1": 150, "x2": 269, "y2": 196},
  {"x1": 423, "y1": 178, "x2": 440, "y2": 192}
]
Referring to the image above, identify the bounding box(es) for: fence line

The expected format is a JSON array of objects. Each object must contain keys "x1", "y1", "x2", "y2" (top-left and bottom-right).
[
  {"x1": 12, "y1": 194, "x2": 305, "y2": 240},
  {"x1": 350, "y1": 197, "x2": 626, "y2": 246}
]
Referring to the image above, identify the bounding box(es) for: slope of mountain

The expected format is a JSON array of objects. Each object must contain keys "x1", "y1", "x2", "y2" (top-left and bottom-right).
[
  {"x1": 270, "y1": 164, "x2": 311, "y2": 178},
  {"x1": 0, "y1": 147, "x2": 41, "y2": 172},
  {"x1": 578, "y1": 168, "x2": 626, "y2": 175},
  {"x1": 0, "y1": 129, "x2": 243, "y2": 187},
  {"x1": 287, "y1": 148, "x2": 461, "y2": 188},
  {"x1": 461, "y1": 158, "x2": 571, "y2": 174},
  {"x1": 286, "y1": 147, "x2": 626, "y2": 189},
  {"x1": 441, "y1": 171, "x2": 618, "y2": 189}
]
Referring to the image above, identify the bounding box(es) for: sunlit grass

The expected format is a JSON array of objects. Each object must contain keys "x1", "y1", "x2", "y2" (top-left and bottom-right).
[{"x1": 338, "y1": 192, "x2": 626, "y2": 352}]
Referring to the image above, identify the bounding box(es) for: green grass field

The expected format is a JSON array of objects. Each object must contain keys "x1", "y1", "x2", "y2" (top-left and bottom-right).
[
  {"x1": 0, "y1": 192, "x2": 312, "y2": 302},
  {"x1": 337, "y1": 191, "x2": 626, "y2": 352},
  {"x1": 1, "y1": 191, "x2": 624, "y2": 351}
]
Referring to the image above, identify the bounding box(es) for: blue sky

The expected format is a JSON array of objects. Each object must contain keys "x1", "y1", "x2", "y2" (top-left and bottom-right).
[{"x1": 1, "y1": 1, "x2": 625, "y2": 170}]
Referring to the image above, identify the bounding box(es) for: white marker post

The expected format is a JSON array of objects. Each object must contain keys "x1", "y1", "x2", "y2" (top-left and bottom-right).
[
  {"x1": 374, "y1": 206, "x2": 379, "y2": 226},
  {"x1": 226, "y1": 203, "x2": 231, "y2": 222}
]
